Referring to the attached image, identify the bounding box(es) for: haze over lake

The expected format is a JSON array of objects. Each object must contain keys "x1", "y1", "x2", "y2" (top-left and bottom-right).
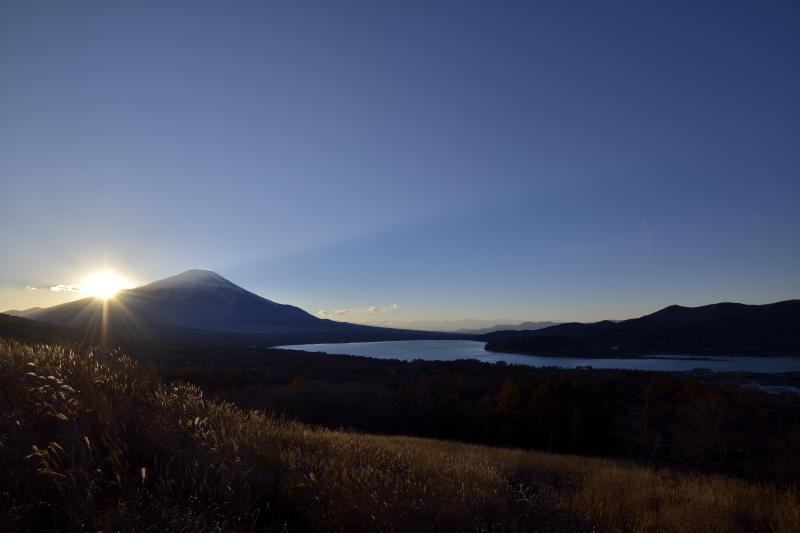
[{"x1": 278, "y1": 340, "x2": 800, "y2": 373}]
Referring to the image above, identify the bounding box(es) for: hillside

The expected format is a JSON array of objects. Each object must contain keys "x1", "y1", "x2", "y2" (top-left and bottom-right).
[
  {"x1": 484, "y1": 299, "x2": 800, "y2": 356},
  {"x1": 1, "y1": 339, "x2": 798, "y2": 532},
  {"x1": 0, "y1": 313, "x2": 66, "y2": 343}
]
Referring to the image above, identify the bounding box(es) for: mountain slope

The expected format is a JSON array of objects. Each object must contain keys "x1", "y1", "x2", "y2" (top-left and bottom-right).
[
  {"x1": 16, "y1": 269, "x2": 317, "y2": 332},
  {"x1": 6, "y1": 270, "x2": 459, "y2": 346},
  {"x1": 0, "y1": 313, "x2": 67, "y2": 343},
  {"x1": 484, "y1": 300, "x2": 800, "y2": 356},
  {"x1": 122, "y1": 269, "x2": 319, "y2": 330},
  {"x1": 4, "y1": 307, "x2": 44, "y2": 319}
]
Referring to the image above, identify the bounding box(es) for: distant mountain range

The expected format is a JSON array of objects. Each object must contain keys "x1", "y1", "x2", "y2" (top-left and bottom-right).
[
  {"x1": 353, "y1": 318, "x2": 561, "y2": 334},
  {"x1": 4, "y1": 270, "x2": 463, "y2": 347},
  {"x1": 483, "y1": 300, "x2": 800, "y2": 356},
  {"x1": 456, "y1": 321, "x2": 561, "y2": 335}
]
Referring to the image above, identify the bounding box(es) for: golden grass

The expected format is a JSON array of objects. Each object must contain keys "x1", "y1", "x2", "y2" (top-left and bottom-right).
[{"x1": 1, "y1": 339, "x2": 797, "y2": 532}]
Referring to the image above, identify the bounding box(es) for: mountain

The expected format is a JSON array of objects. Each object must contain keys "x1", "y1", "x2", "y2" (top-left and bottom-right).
[
  {"x1": 5, "y1": 270, "x2": 461, "y2": 346},
  {"x1": 117, "y1": 269, "x2": 320, "y2": 331},
  {"x1": 483, "y1": 300, "x2": 800, "y2": 356},
  {"x1": 4, "y1": 307, "x2": 43, "y2": 319},
  {"x1": 0, "y1": 313, "x2": 67, "y2": 343},
  {"x1": 456, "y1": 321, "x2": 561, "y2": 335},
  {"x1": 9, "y1": 270, "x2": 316, "y2": 333}
]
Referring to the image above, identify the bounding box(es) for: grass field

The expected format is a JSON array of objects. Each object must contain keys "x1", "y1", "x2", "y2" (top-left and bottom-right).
[{"x1": 1, "y1": 339, "x2": 797, "y2": 532}]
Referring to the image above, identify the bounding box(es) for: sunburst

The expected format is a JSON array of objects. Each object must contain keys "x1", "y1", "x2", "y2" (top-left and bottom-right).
[{"x1": 80, "y1": 271, "x2": 134, "y2": 300}]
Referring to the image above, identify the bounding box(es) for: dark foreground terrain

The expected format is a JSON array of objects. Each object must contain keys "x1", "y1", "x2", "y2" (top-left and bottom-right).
[
  {"x1": 1, "y1": 339, "x2": 799, "y2": 532},
  {"x1": 154, "y1": 345, "x2": 800, "y2": 486}
]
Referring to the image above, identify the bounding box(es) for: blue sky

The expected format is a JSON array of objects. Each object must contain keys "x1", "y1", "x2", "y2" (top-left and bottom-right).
[{"x1": 1, "y1": 1, "x2": 799, "y2": 323}]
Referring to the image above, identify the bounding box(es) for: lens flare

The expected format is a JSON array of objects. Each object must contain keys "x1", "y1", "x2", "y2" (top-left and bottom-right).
[{"x1": 80, "y1": 271, "x2": 134, "y2": 300}]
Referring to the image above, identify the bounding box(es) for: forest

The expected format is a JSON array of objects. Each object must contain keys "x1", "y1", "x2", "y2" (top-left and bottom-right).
[
  {"x1": 154, "y1": 346, "x2": 800, "y2": 486},
  {"x1": 3, "y1": 339, "x2": 798, "y2": 532}
]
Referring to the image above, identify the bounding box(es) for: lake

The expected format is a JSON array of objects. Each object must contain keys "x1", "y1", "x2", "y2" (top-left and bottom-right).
[{"x1": 277, "y1": 339, "x2": 800, "y2": 373}]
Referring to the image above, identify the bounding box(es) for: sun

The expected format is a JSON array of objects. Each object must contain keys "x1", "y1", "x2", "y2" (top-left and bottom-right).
[{"x1": 80, "y1": 271, "x2": 134, "y2": 300}]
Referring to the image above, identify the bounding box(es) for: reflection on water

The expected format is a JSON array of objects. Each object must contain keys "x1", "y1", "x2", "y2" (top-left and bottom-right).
[{"x1": 277, "y1": 340, "x2": 800, "y2": 374}]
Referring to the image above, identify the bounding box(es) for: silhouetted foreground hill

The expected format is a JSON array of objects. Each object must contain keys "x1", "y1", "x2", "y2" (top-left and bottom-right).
[
  {"x1": 2, "y1": 339, "x2": 798, "y2": 532},
  {"x1": 0, "y1": 313, "x2": 66, "y2": 342},
  {"x1": 485, "y1": 300, "x2": 800, "y2": 356},
  {"x1": 5, "y1": 270, "x2": 464, "y2": 346}
]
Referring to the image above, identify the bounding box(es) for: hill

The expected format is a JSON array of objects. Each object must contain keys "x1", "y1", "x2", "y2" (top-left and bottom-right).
[
  {"x1": 484, "y1": 299, "x2": 800, "y2": 356},
  {"x1": 0, "y1": 313, "x2": 67, "y2": 343},
  {"x1": 5, "y1": 270, "x2": 462, "y2": 346},
  {"x1": 1, "y1": 339, "x2": 798, "y2": 532}
]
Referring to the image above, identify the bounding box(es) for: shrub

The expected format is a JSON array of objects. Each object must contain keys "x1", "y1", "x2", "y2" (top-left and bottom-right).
[{"x1": 1, "y1": 340, "x2": 798, "y2": 532}]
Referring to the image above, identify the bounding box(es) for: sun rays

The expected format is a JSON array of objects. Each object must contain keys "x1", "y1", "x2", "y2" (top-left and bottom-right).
[{"x1": 80, "y1": 271, "x2": 134, "y2": 300}]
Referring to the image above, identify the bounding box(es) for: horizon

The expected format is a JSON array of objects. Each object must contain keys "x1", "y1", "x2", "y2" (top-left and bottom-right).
[
  {"x1": 4, "y1": 266, "x2": 797, "y2": 329},
  {"x1": 2, "y1": 1, "x2": 799, "y2": 324}
]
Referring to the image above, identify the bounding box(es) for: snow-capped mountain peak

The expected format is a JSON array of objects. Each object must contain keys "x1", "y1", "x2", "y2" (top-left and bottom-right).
[{"x1": 136, "y1": 269, "x2": 247, "y2": 294}]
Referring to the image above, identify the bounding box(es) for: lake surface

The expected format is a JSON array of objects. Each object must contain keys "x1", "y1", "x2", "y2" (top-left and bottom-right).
[{"x1": 277, "y1": 340, "x2": 800, "y2": 373}]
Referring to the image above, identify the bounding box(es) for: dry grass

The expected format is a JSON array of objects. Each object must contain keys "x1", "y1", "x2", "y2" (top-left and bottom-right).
[{"x1": 1, "y1": 339, "x2": 797, "y2": 532}]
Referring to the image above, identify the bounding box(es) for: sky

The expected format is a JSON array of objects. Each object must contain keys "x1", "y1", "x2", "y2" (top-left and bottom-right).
[{"x1": 1, "y1": 1, "x2": 799, "y2": 325}]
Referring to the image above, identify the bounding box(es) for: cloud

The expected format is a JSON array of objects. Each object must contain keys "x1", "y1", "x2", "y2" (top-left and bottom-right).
[
  {"x1": 27, "y1": 283, "x2": 82, "y2": 292},
  {"x1": 317, "y1": 309, "x2": 355, "y2": 317},
  {"x1": 48, "y1": 284, "x2": 82, "y2": 293},
  {"x1": 317, "y1": 304, "x2": 400, "y2": 319}
]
